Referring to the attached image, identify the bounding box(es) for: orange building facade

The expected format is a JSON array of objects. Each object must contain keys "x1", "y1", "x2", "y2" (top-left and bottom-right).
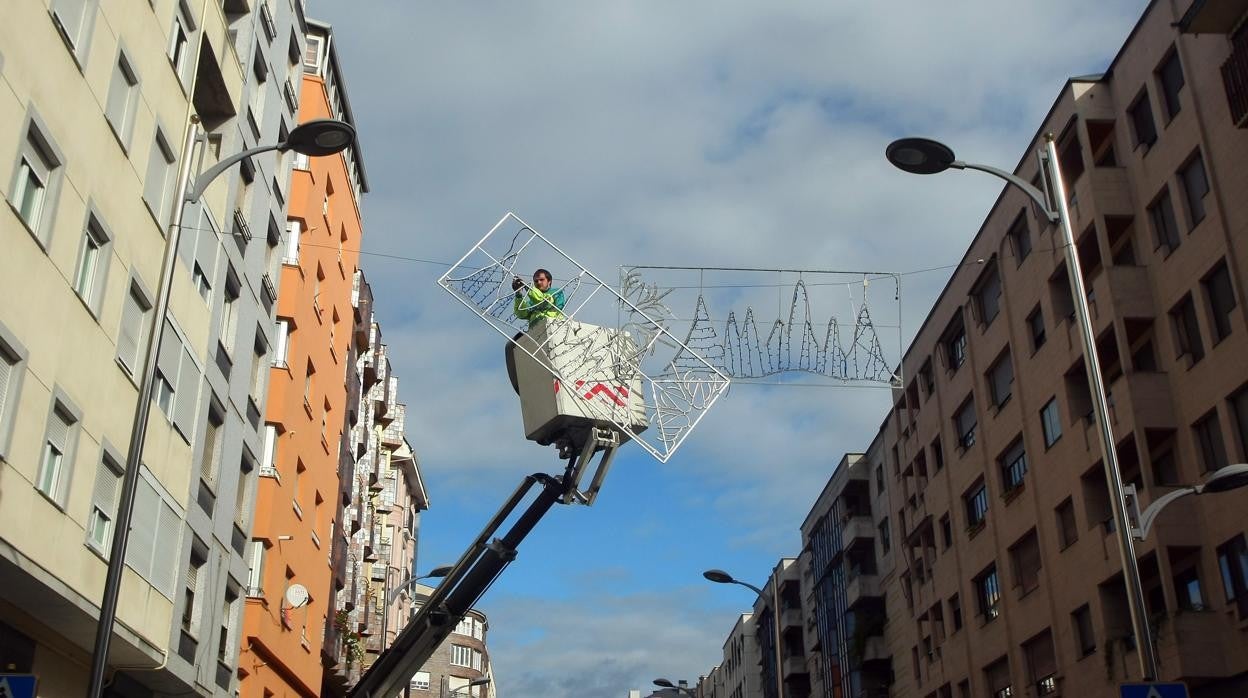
[{"x1": 239, "y1": 19, "x2": 368, "y2": 698}]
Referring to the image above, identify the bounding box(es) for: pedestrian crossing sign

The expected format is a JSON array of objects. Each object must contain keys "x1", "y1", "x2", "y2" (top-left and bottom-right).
[
  {"x1": 1119, "y1": 682, "x2": 1189, "y2": 698},
  {"x1": 0, "y1": 675, "x2": 37, "y2": 698}
]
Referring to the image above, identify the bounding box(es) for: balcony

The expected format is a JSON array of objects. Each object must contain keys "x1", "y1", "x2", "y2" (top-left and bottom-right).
[
  {"x1": 841, "y1": 515, "x2": 874, "y2": 549},
  {"x1": 1106, "y1": 370, "x2": 1175, "y2": 438},
  {"x1": 1088, "y1": 263, "x2": 1153, "y2": 329},
  {"x1": 1155, "y1": 609, "x2": 1234, "y2": 679},
  {"x1": 781, "y1": 654, "x2": 808, "y2": 679},
  {"x1": 1225, "y1": 29, "x2": 1248, "y2": 127},
  {"x1": 781, "y1": 607, "x2": 803, "y2": 630},
  {"x1": 846, "y1": 573, "x2": 882, "y2": 608}
]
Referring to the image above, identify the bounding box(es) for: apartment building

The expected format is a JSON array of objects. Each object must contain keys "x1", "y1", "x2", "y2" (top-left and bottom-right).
[
  {"x1": 402, "y1": 583, "x2": 494, "y2": 698},
  {"x1": 697, "y1": 613, "x2": 763, "y2": 698},
  {"x1": 237, "y1": 14, "x2": 367, "y2": 698},
  {"x1": 750, "y1": 559, "x2": 809, "y2": 698},
  {"x1": 0, "y1": 0, "x2": 303, "y2": 695},
  {"x1": 881, "y1": 2, "x2": 1248, "y2": 697},
  {"x1": 799, "y1": 446, "x2": 895, "y2": 698}
]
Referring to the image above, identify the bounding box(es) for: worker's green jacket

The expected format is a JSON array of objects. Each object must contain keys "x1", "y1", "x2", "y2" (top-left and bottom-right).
[{"x1": 514, "y1": 286, "x2": 566, "y2": 328}]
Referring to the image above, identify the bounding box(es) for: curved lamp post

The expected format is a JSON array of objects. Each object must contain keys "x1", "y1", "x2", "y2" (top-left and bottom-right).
[
  {"x1": 886, "y1": 134, "x2": 1158, "y2": 679},
  {"x1": 87, "y1": 117, "x2": 356, "y2": 698},
  {"x1": 703, "y1": 568, "x2": 785, "y2": 698},
  {"x1": 1127, "y1": 463, "x2": 1248, "y2": 540},
  {"x1": 384, "y1": 561, "x2": 459, "y2": 654},
  {"x1": 653, "y1": 678, "x2": 696, "y2": 696}
]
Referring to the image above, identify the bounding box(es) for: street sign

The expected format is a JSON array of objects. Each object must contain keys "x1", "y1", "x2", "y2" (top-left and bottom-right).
[
  {"x1": 1119, "y1": 682, "x2": 1189, "y2": 698},
  {"x1": 0, "y1": 674, "x2": 37, "y2": 698}
]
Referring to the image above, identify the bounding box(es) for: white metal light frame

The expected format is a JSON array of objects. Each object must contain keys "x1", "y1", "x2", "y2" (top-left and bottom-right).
[{"x1": 437, "y1": 212, "x2": 731, "y2": 463}]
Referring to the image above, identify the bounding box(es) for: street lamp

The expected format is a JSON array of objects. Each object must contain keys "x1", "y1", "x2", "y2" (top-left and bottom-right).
[
  {"x1": 653, "y1": 678, "x2": 696, "y2": 696},
  {"x1": 703, "y1": 568, "x2": 786, "y2": 698},
  {"x1": 886, "y1": 134, "x2": 1159, "y2": 679},
  {"x1": 87, "y1": 117, "x2": 356, "y2": 698},
  {"x1": 1127, "y1": 464, "x2": 1248, "y2": 540},
  {"x1": 383, "y1": 565, "x2": 453, "y2": 653}
]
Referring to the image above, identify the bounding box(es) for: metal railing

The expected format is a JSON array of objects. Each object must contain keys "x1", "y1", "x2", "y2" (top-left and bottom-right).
[{"x1": 1223, "y1": 27, "x2": 1248, "y2": 127}]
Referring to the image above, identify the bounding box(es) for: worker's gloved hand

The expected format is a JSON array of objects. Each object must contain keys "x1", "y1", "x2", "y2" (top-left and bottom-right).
[{"x1": 511, "y1": 277, "x2": 524, "y2": 292}]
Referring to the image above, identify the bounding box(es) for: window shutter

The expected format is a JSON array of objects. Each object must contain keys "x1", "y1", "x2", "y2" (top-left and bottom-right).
[
  {"x1": 157, "y1": 322, "x2": 181, "y2": 385},
  {"x1": 50, "y1": 0, "x2": 88, "y2": 44},
  {"x1": 196, "y1": 226, "x2": 219, "y2": 283},
  {"x1": 117, "y1": 290, "x2": 144, "y2": 372},
  {"x1": 1025, "y1": 632, "x2": 1057, "y2": 682},
  {"x1": 173, "y1": 347, "x2": 200, "y2": 438},
  {"x1": 91, "y1": 457, "x2": 122, "y2": 522},
  {"x1": 47, "y1": 408, "x2": 71, "y2": 452},
  {"x1": 987, "y1": 658, "x2": 1011, "y2": 693},
  {"x1": 0, "y1": 353, "x2": 13, "y2": 418},
  {"x1": 151, "y1": 501, "x2": 182, "y2": 598},
  {"x1": 125, "y1": 478, "x2": 159, "y2": 576}
]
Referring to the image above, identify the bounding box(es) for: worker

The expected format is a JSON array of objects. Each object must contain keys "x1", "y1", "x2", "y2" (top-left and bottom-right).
[{"x1": 506, "y1": 268, "x2": 566, "y2": 393}]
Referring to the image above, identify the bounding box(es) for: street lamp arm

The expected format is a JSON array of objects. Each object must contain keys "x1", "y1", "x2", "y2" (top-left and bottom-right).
[
  {"x1": 188, "y1": 143, "x2": 283, "y2": 203},
  {"x1": 955, "y1": 161, "x2": 1059, "y2": 223},
  {"x1": 732, "y1": 579, "x2": 766, "y2": 597},
  {"x1": 1132, "y1": 486, "x2": 1198, "y2": 541}
]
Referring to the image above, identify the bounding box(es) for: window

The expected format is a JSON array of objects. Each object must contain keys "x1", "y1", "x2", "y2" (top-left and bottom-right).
[
  {"x1": 248, "y1": 51, "x2": 268, "y2": 136},
  {"x1": 1171, "y1": 294, "x2": 1205, "y2": 363},
  {"x1": 987, "y1": 353, "x2": 1014, "y2": 408},
  {"x1": 1203, "y1": 262, "x2": 1237, "y2": 343},
  {"x1": 976, "y1": 565, "x2": 1002, "y2": 621},
  {"x1": 984, "y1": 656, "x2": 1011, "y2": 698},
  {"x1": 11, "y1": 122, "x2": 63, "y2": 240},
  {"x1": 304, "y1": 34, "x2": 323, "y2": 72},
  {"x1": 919, "y1": 358, "x2": 934, "y2": 397},
  {"x1": 1007, "y1": 211, "x2": 1031, "y2": 264},
  {"x1": 1179, "y1": 153, "x2": 1209, "y2": 228},
  {"x1": 218, "y1": 587, "x2": 238, "y2": 663},
  {"x1": 946, "y1": 323, "x2": 968, "y2": 370},
  {"x1": 168, "y1": 2, "x2": 194, "y2": 84},
  {"x1": 1217, "y1": 535, "x2": 1248, "y2": 616},
  {"x1": 1232, "y1": 387, "x2": 1248, "y2": 459},
  {"x1": 220, "y1": 271, "x2": 241, "y2": 353},
  {"x1": 156, "y1": 322, "x2": 201, "y2": 438},
  {"x1": 104, "y1": 52, "x2": 140, "y2": 147},
  {"x1": 261, "y1": 424, "x2": 278, "y2": 475},
  {"x1": 143, "y1": 128, "x2": 177, "y2": 224},
  {"x1": 87, "y1": 450, "x2": 123, "y2": 553},
  {"x1": 409, "y1": 672, "x2": 431, "y2": 691},
  {"x1": 273, "y1": 319, "x2": 291, "y2": 366},
  {"x1": 964, "y1": 482, "x2": 988, "y2": 529},
  {"x1": 1148, "y1": 189, "x2": 1181, "y2": 253},
  {"x1": 0, "y1": 333, "x2": 28, "y2": 458},
  {"x1": 954, "y1": 398, "x2": 977, "y2": 449},
  {"x1": 975, "y1": 266, "x2": 1002, "y2": 326},
  {"x1": 1040, "y1": 398, "x2": 1062, "y2": 448},
  {"x1": 50, "y1": 0, "x2": 98, "y2": 53},
  {"x1": 1174, "y1": 566, "x2": 1205, "y2": 610},
  {"x1": 1056, "y1": 497, "x2": 1078, "y2": 549},
  {"x1": 875, "y1": 464, "x2": 885, "y2": 494},
  {"x1": 1022, "y1": 631, "x2": 1058, "y2": 696},
  {"x1": 245, "y1": 540, "x2": 266, "y2": 596},
  {"x1": 999, "y1": 440, "x2": 1027, "y2": 493},
  {"x1": 200, "y1": 403, "x2": 224, "y2": 486},
  {"x1": 1010, "y1": 531, "x2": 1042, "y2": 594},
  {"x1": 1128, "y1": 90, "x2": 1157, "y2": 148},
  {"x1": 123, "y1": 471, "x2": 182, "y2": 599},
  {"x1": 304, "y1": 360, "x2": 315, "y2": 407},
  {"x1": 931, "y1": 436, "x2": 944, "y2": 472},
  {"x1": 948, "y1": 591, "x2": 968, "y2": 631},
  {"x1": 183, "y1": 546, "x2": 207, "y2": 635},
  {"x1": 250, "y1": 331, "x2": 268, "y2": 405},
  {"x1": 283, "y1": 218, "x2": 301, "y2": 263},
  {"x1": 74, "y1": 215, "x2": 110, "y2": 311},
  {"x1": 878, "y1": 517, "x2": 891, "y2": 554},
  {"x1": 38, "y1": 402, "x2": 78, "y2": 504},
  {"x1": 450, "y1": 643, "x2": 473, "y2": 667},
  {"x1": 1157, "y1": 50, "x2": 1185, "y2": 120},
  {"x1": 236, "y1": 453, "x2": 255, "y2": 529},
  {"x1": 1072, "y1": 604, "x2": 1095, "y2": 656},
  {"x1": 1192, "y1": 410, "x2": 1228, "y2": 472},
  {"x1": 117, "y1": 283, "x2": 152, "y2": 376}
]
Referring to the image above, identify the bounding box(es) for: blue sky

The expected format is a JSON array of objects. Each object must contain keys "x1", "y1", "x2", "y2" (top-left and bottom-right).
[{"x1": 310, "y1": 2, "x2": 1150, "y2": 695}]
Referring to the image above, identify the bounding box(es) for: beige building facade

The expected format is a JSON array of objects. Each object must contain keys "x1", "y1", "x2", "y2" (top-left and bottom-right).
[{"x1": 882, "y1": 2, "x2": 1248, "y2": 697}]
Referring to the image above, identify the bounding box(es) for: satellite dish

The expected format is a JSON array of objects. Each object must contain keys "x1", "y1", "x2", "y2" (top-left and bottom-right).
[{"x1": 285, "y1": 583, "x2": 310, "y2": 609}]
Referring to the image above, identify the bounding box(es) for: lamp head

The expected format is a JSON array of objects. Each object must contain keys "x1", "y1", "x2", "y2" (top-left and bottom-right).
[
  {"x1": 702, "y1": 569, "x2": 735, "y2": 584},
  {"x1": 886, "y1": 137, "x2": 958, "y2": 175},
  {"x1": 282, "y1": 118, "x2": 355, "y2": 156},
  {"x1": 469, "y1": 678, "x2": 491, "y2": 687},
  {"x1": 1201, "y1": 463, "x2": 1248, "y2": 493},
  {"x1": 654, "y1": 679, "x2": 676, "y2": 688},
  {"x1": 425, "y1": 565, "x2": 453, "y2": 578}
]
